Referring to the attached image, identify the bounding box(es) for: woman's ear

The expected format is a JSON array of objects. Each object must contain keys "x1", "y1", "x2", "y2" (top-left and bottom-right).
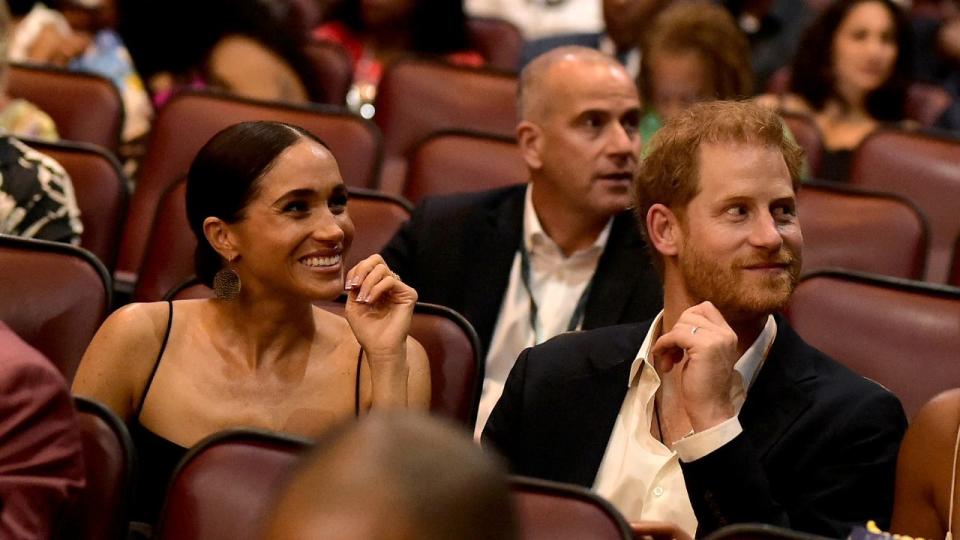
[
  {"x1": 646, "y1": 203, "x2": 681, "y2": 258},
  {"x1": 202, "y1": 217, "x2": 240, "y2": 262},
  {"x1": 516, "y1": 120, "x2": 544, "y2": 170}
]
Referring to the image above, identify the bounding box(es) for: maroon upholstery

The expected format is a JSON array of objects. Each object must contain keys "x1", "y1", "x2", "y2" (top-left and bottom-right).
[
  {"x1": 156, "y1": 430, "x2": 311, "y2": 540},
  {"x1": 466, "y1": 17, "x2": 524, "y2": 72},
  {"x1": 951, "y1": 235, "x2": 960, "y2": 287},
  {"x1": 374, "y1": 58, "x2": 518, "y2": 194},
  {"x1": 0, "y1": 236, "x2": 110, "y2": 381},
  {"x1": 115, "y1": 91, "x2": 382, "y2": 287},
  {"x1": 134, "y1": 184, "x2": 410, "y2": 302},
  {"x1": 511, "y1": 476, "x2": 633, "y2": 540},
  {"x1": 301, "y1": 41, "x2": 353, "y2": 105},
  {"x1": 164, "y1": 286, "x2": 482, "y2": 426},
  {"x1": 20, "y1": 137, "x2": 128, "y2": 270},
  {"x1": 779, "y1": 111, "x2": 823, "y2": 178},
  {"x1": 786, "y1": 270, "x2": 960, "y2": 418},
  {"x1": 66, "y1": 397, "x2": 135, "y2": 540},
  {"x1": 849, "y1": 128, "x2": 960, "y2": 283},
  {"x1": 798, "y1": 181, "x2": 927, "y2": 279},
  {"x1": 404, "y1": 130, "x2": 527, "y2": 204},
  {"x1": 7, "y1": 64, "x2": 123, "y2": 151},
  {"x1": 905, "y1": 82, "x2": 953, "y2": 128}
]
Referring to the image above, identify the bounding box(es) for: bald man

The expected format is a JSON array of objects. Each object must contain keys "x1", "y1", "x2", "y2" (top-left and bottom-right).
[
  {"x1": 259, "y1": 413, "x2": 517, "y2": 540},
  {"x1": 381, "y1": 47, "x2": 662, "y2": 436}
]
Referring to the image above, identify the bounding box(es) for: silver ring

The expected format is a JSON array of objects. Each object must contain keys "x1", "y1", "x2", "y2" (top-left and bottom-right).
[{"x1": 691, "y1": 326, "x2": 700, "y2": 336}]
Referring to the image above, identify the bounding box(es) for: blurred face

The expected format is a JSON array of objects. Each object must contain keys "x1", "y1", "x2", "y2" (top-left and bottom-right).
[
  {"x1": 675, "y1": 142, "x2": 802, "y2": 322},
  {"x1": 603, "y1": 0, "x2": 666, "y2": 50},
  {"x1": 527, "y1": 57, "x2": 641, "y2": 222},
  {"x1": 229, "y1": 139, "x2": 355, "y2": 300},
  {"x1": 361, "y1": 0, "x2": 416, "y2": 28},
  {"x1": 831, "y1": 1, "x2": 898, "y2": 100},
  {"x1": 648, "y1": 49, "x2": 709, "y2": 124}
]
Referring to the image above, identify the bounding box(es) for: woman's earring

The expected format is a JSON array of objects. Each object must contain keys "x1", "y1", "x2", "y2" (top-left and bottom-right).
[{"x1": 213, "y1": 266, "x2": 241, "y2": 300}]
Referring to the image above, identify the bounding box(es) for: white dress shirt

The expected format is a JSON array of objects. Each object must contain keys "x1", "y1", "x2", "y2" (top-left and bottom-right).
[
  {"x1": 474, "y1": 185, "x2": 611, "y2": 439},
  {"x1": 593, "y1": 312, "x2": 777, "y2": 535},
  {"x1": 465, "y1": 0, "x2": 603, "y2": 40}
]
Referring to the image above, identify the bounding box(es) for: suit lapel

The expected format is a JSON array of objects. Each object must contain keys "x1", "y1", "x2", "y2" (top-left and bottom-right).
[
  {"x1": 583, "y1": 211, "x2": 648, "y2": 328},
  {"x1": 462, "y1": 186, "x2": 526, "y2": 353}
]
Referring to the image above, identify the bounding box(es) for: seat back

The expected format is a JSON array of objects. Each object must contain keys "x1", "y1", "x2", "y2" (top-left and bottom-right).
[
  {"x1": 116, "y1": 91, "x2": 383, "y2": 287},
  {"x1": 300, "y1": 41, "x2": 353, "y2": 105},
  {"x1": 19, "y1": 137, "x2": 128, "y2": 270},
  {"x1": 849, "y1": 128, "x2": 960, "y2": 282},
  {"x1": 404, "y1": 130, "x2": 527, "y2": 204},
  {"x1": 65, "y1": 397, "x2": 136, "y2": 540},
  {"x1": 156, "y1": 429, "x2": 311, "y2": 540},
  {"x1": 134, "y1": 184, "x2": 410, "y2": 302},
  {"x1": 798, "y1": 181, "x2": 928, "y2": 279},
  {"x1": 951, "y1": 234, "x2": 960, "y2": 287},
  {"x1": 779, "y1": 111, "x2": 823, "y2": 178},
  {"x1": 466, "y1": 17, "x2": 524, "y2": 72},
  {"x1": 374, "y1": 58, "x2": 518, "y2": 194},
  {"x1": 786, "y1": 270, "x2": 960, "y2": 418},
  {"x1": 7, "y1": 64, "x2": 123, "y2": 151},
  {"x1": 0, "y1": 236, "x2": 111, "y2": 381},
  {"x1": 510, "y1": 476, "x2": 633, "y2": 540},
  {"x1": 905, "y1": 82, "x2": 953, "y2": 128}
]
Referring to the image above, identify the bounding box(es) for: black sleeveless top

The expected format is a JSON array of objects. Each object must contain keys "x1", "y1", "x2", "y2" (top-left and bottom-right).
[{"x1": 129, "y1": 301, "x2": 365, "y2": 525}]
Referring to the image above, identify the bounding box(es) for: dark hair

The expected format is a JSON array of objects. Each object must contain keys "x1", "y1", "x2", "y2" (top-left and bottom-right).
[
  {"x1": 186, "y1": 121, "x2": 328, "y2": 286},
  {"x1": 327, "y1": 0, "x2": 471, "y2": 55},
  {"x1": 789, "y1": 0, "x2": 912, "y2": 121}
]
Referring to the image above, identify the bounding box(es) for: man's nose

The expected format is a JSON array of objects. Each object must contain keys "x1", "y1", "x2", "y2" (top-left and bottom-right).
[{"x1": 750, "y1": 212, "x2": 784, "y2": 250}]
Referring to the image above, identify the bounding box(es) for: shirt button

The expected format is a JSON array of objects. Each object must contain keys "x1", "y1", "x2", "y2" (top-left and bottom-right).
[{"x1": 653, "y1": 486, "x2": 664, "y2": 497}]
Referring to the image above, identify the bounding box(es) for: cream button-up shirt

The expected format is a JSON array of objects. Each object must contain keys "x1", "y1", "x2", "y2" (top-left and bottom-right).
[{"x1": 593, "y1": 312, "x2": 777, "y2": 536}]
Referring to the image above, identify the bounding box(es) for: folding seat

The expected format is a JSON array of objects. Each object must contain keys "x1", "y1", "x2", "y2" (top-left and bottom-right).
[
  {"x1": 779, "y1": 111, "x2": 823, "y2": 178},
  {"x1": 156, "y1": 429, "x2": 311, "y2": 540},
  {"x1": 466, "y1": 17, "x2": 524, "y2": 72},
  {"x1": 300, "y1": 41, "x2": 353, "y2": 106},
  {"x1": 133, "y1": 184, "x2": 410, "y2": 302},
  {"x1": 510, "y1": 476, "x2": 634, "y2": 540},
  {"x1": 797, "y1": 181, "x2": 927, "y2": 279},
  {"x1": 403, "y1": 130, "x2": 527, "y2": 204},
  {"x1": 20, "y1": 137, "x2": 128, "y2": 270},
  {"x1": 65, "y1": 397, "x2": 136, "y2": 540},
  {"x1": 848, "y1": 128, "x2": 960, "y2": 282},
  {"x1": 7, "y1": 64, "x2": 123, "y2": 152},
  {"x1": 786, "y1": 270, "x2": 960, "y2": 418},
  {"x1": 374, "y1": 58, "x2": 518, "y2": 194},
  {"x1": 114, "y1": 91, "x2": 383, "y2": 289},
  {"x1": 0, "y1": 236, "x2": 111, "y2": 381}
]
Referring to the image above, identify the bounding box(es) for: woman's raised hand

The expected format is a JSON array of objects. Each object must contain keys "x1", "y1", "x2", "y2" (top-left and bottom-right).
[{"x1": 343, "y1": 255, "x2": 417, "y2": 360}]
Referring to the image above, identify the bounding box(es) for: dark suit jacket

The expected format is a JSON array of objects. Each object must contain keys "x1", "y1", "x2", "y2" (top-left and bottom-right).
[
  {"x1": 483, "y1": 316, "x2": 907, "y2": 537},
  {"x1": 381, "y1": 184, "x2": 663, "y2": 355}
]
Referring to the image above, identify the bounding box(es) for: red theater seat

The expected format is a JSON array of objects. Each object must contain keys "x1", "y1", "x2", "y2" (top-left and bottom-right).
[{"x1": 510, "y1": 476, "x2": 633, "y2": 540}]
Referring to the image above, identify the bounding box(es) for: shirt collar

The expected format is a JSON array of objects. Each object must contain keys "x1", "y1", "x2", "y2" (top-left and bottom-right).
[
  {"x1": 523, "y1": 183, "x2": 613, "y2": 257},
  {"x1": 628, "y1": 311, "x2": 778, "y2": 393}
]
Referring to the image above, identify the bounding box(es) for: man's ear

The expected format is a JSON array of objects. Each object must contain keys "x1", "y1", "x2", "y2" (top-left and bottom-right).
[
  {"x1": 202, "y1": 217, "x2": 240, "y2": 262},
  {"x1": 517, "y1": 120, "x2": 544, "y2": 170},
  {"x1": 646, "y1": 203, "x2": 682, "y2": 258}
]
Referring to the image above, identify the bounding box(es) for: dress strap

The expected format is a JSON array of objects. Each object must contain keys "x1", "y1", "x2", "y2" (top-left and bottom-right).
[
  {"x1": 354, "y1": 347, "x2": 363, "y2": 417},
  {"x1": 137, "y1": 301, "x2": 174, "y2": 415},
  {"x1": 948, "y1": 422, "x2": 959, "y2": 540}
]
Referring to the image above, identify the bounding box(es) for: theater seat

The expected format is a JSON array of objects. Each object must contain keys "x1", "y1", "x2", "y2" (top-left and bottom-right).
[
  {"x1": 510, "y1": 476, "x2": 633, "y2": 540},
  {"x1": 798, "y1": 181, "x2": 927, "y2": 279},
  {"x1": 849, "y1": 128, "x2": 960, "y2": 283},
  {"x1": 404, "y1": 130, "x2": 527, "y2": 204},
  {"x1": 7, "y1": 64, "x2": 123, "y2": 151},
  {"x1": 301, "y1": 41, "x2": 352, "y2": 105},
  {"x1": 115, "y1": 91, "x2": 383, "y2": 290},
  {"x1": 374, "y1": 58, "x2": 518, "y2": 194},
  {"x1": 779, "y1": 111, "x2": 823, "y2": 178},
  {"x1": 467, "y1": 17, "x2": 524, "y2": 72},
  {"x1": 0, "y1": 236, "x2": 111, "y2": 381},
  {"x1": 156, "y1": 429, "x2": 311, "y2": 540},
  {"x1": 19, "y1": 137, "x2": 128, "y2": 270},
  {"x1": 786, "y1": 270, "x2": 960, "y2": 418},
  {"x1": 951, "y1": 234, "x2": 960, "y2": 287}
]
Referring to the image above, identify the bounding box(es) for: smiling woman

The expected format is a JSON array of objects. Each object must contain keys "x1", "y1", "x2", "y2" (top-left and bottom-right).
[{"x1": 70, "y1": 121, "x2": 430, "y2": 530}]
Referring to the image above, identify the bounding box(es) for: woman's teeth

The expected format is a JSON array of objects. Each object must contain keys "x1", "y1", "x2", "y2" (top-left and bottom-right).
[{"x1": 300, "y1": 255, "x2": 340, "y2": 267}]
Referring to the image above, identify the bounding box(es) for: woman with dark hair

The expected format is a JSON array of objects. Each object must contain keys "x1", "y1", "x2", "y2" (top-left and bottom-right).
[
  {"x1": 72, "y1": 121, "x2": 430, "y2": 527},
  {"x1": 313, "y1": 0, "x2": 483, "y2": 116},
  {"x1": 758, "y1": 0, "x2": 912, "y2": 182}
]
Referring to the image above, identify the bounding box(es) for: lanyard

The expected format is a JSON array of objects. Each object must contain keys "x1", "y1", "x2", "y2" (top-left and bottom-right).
[{"x1": 518, "y1": 240, "x2": 593, "y2": 344}]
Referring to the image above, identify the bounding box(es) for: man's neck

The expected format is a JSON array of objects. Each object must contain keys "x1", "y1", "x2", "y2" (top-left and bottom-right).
[{"x1": 530, "y1": 187, "x2": 610, "y2": 257}]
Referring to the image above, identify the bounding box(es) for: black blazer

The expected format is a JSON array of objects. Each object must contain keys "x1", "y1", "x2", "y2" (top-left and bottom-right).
[
  {"x1": 483, "y1": 316, "x2": 907, "y2": 538},
  {"x1": 380, "y1": 184, "x2": 663, "y2": 354}
]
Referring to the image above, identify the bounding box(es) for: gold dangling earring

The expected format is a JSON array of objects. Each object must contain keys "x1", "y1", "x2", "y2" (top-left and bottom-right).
[{"x1": 213, "y1": 264, "x2": 241, "y2": 300}]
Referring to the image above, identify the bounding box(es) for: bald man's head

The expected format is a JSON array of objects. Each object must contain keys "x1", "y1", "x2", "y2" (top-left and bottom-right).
[
  {"x1": 518, "y1": 46, "x2": 631, "y2": 123},
  {"x1": 260, "y1": 413, "x2": 517, "y2": 540}
]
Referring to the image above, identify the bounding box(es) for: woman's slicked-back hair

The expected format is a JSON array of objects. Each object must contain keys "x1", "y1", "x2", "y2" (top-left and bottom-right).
[
  {"x1": 185, "y1": 121, "x2": 328, "y2": 286},
  {"x1": 789, "y1": 0, "x2": 912, "y2": 121},
  {"x1": 329, "y1": 0, "x2": 471, "y2": 55}
]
